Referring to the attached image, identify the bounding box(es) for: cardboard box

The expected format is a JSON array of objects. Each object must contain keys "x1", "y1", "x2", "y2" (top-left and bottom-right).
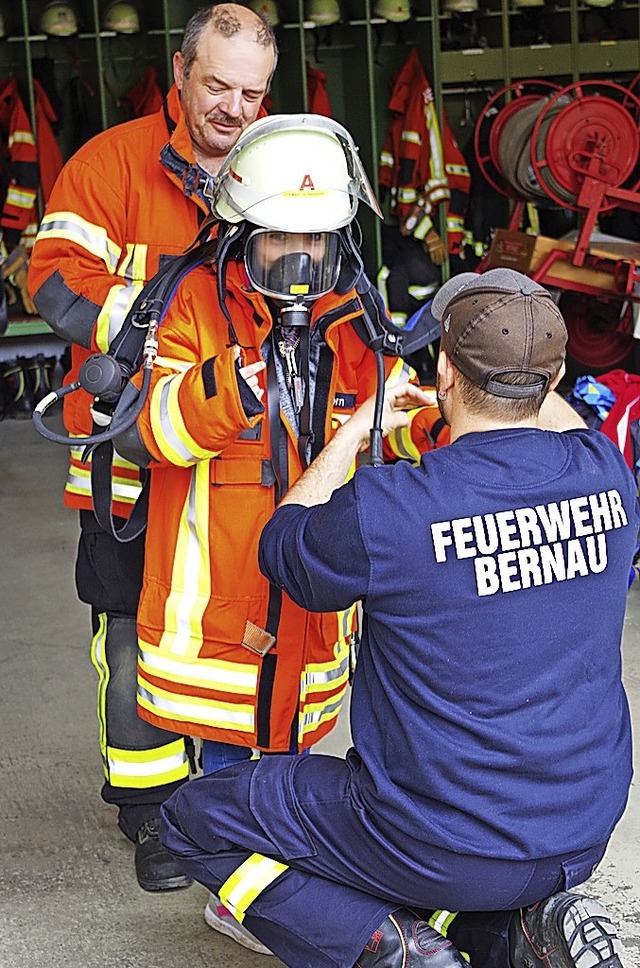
[{"x1": 485, "y1": 229, "x2": 640, "y2": 297}]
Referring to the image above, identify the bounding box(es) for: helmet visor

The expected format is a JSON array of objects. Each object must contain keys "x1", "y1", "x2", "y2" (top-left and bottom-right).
[{"x1": 245, "y1": 229, "x2": 342, "y2": 301}]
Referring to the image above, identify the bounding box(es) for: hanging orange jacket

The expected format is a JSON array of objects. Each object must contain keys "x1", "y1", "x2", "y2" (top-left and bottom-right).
[
  {"x1": 378, "y1": 47, "x2": 470, "y2": 255},
  {"x1": 122, "y1": 258, "x2": 447, "y2": 752},
  {"x1": 122, "y1": 65, "x2": 165, "y2": 119},
  {"x1": 0, "y1": 76, "x2": 39, "y2": 248},
  {"x1": 33, "y1": 78, "x2": 63, "y2": 205}
]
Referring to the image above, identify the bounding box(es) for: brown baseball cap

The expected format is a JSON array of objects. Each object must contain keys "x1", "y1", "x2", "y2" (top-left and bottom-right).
[{"x1": 431, "y1": 267, "x2": 568, "y2": 399}]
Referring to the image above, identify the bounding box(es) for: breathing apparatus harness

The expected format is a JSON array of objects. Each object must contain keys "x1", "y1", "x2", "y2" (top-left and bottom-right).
[{"x1": 33, "y1": 217, "x2": 435, "y2": 540}]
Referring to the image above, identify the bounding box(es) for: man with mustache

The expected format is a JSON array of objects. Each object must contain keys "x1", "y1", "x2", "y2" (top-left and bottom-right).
[{"x1": 27, "y1": 2, "x2": 278, "y2": 919}]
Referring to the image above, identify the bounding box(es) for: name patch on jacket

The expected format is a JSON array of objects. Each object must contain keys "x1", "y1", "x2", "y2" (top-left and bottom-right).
[
  {"x1": 430, "y1": 490, "x2": 628, "y2": 597},
  {"x1": 333, "y1": 393, "x2": 356, "y2": 410}
]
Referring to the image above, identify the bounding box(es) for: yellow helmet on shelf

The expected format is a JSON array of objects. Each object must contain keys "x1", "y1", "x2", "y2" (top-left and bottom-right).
[
  {"x1": 39, "y1": 2, "x2": 78, "y2": 37},
  {"x1": 102, "y1": 1, "x2": 140, "y2": 34}
]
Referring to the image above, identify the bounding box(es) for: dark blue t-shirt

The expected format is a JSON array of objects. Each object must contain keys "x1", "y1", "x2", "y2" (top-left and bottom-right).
[{"x1": 259, "y1": 428, "x2": 638, "y2": 860}]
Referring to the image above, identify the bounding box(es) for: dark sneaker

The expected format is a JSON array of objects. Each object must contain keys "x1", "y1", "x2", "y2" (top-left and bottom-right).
[
  {"x1": 355, "y1": 909, "x2": 470, "y2": 967},
  {"x1": 510, "y1": 892, "x2": 625, "y2": 967},
  {"x1": 134, "y1": 818, "x2": 193, "y2": 892}
]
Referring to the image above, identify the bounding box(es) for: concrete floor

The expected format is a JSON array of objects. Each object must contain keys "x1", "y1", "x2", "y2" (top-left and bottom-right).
[{"x1": 1, "y1": 415, "x2": 639, "y2": 968}]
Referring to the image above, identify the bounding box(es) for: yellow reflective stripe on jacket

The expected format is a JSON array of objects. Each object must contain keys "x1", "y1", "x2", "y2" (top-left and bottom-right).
[
  {"x1": 106, "y1": 739, "x2": 189, "y2": 789},
  {"x1": 138, "y1": 644, "x2": 258, "y2": 694},
  {"x1": 137, "y1": 679, "x2": 255, "y2": 732},
  {"x1": 219, "y1": 854, "x2": 288, "y2": 923},
  {"x1": 95, "y1": 281, "x2": 142, "y2": 352},
  {"x1": 387, "y1": 406, "x2": 423, "y2": 462},
  {"x1": 6, "y1": 185, "x2": 36, "y2": 210},
  {"x1": 159, "y1": 462, "x2": 212, "y2": 658},
  {"x1": 150, "y1": 373, "x2": 217, "y2": 465},
  {"x1": 301, "y1": 636, "x2": 350, "y2": 698},
  {"x1": 299, "y1": 694, "x2": 345, "y2": 739},
  {"x1": 427, "y1": 911, "x2": 471, "y2": 963},
  {"x1": 66, "y1": 442, "x2": 143, "y2": 506},
  {"x1": 387, "y1": 357, "x2": 413, "y2": 385},
  {"x1": 36, "y1": 211, "x2": 120, "y2": 271},
  {"x1": 90, "y1": 612, "x2": 109, "y2": 772},
  {"x1": 120, "y1": 242, "x2": 149, "y2": 285},
  {"x1": 10, "y1": 128, "x2": 35, "y2": 147}
]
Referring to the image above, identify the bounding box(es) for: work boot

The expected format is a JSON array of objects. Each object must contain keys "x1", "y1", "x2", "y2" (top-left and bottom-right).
[
  {"x1": 24, "y1": 353, "x2": 54, "y2": 405},
  {"x1": 509, "y1": 891, "x2": 625, "y2": 967},
  {"x1": 134, "y1": 818, "x2": 193, "y2": 892},
  {"x1": 355, "y1": 910, "x2": 469, "y2": 967},
  {"x1": 2, "y1": 357, "x2": 33, "y2": 418}
]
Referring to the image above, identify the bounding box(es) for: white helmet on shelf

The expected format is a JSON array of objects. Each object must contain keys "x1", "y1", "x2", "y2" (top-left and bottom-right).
[
  {"x1": 102, "y1": 1, "x2": 140, "y2": 33},
  {"x1": 213, "y1": 114, "x2": 381, "y2": 231},
  {"x1": 39, "y1": 2, "x2": 78, "y2": 37}
]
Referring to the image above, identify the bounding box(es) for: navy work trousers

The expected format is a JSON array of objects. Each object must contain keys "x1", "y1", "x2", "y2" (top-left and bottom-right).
[{"x1": 160, "y1": 751, "x2": 607, "y2": 968}]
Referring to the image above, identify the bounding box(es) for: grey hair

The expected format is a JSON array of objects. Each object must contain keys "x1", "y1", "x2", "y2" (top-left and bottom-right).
[{"x1": 180, "y1": 3, "x2": 278, "y2": 86}]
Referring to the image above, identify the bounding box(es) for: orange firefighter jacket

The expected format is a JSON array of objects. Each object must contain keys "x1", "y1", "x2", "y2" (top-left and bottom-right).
[
  {"x1": 126, "y1": 259, "x2": 448, "y2": 752},
  {"x1": 378, "y1": 47, "x2": 470, "y2": 255},
  {"x1": 27, "y1": 85, "x2": 216, "y2": 518}
]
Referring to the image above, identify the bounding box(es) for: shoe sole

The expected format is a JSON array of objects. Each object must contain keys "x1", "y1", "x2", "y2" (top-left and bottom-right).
[
  {"x1": 204, "y1": 903, "x2": 274, "y2": 955},
  {"x1": 560, "y1": 896, "x2": 625, "y2": 968},
  {"x1": 137, "y1": 874, "x2": 193, "y2": 892}
]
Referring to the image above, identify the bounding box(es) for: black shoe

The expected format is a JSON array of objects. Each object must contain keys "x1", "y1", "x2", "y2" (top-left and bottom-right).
[
  {"x1": 355, "y1": 910, "x2": 470, "y2": 967},
  {"x1": 509, "y1": 891, "x2": 624, "y2": 967},
  {"x1": 134, "y1": 818, "x2": 193, "y2": 892}
]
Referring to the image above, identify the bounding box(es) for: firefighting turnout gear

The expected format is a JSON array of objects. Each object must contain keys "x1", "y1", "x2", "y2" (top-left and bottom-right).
[
  {"x1": 27, "y1": 85, "x2": 216, "y2": 519},
  {"x1": 117, "y1": 255, "x2": 447, "y2": 752},
  {"x1": 26, "y1": 84, "x2": 222, "y2": 816},
  {"x1": 76, "y1": 511, "x2": 189, "y2": 837},
  {"x1": 378, "y1": 48, "x2": 470, "y2": 257}
]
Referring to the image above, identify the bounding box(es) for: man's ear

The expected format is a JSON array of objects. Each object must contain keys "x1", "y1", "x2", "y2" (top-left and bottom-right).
[
  {"x1": 437, "y1": 349, "x2": 455, "y2": 393},
  {"x1": 173, "y1": 50, "x2": 185, "y2": 91},
  {"x1": 549, "y1": 361, "x2": 566, "y2": 393}
]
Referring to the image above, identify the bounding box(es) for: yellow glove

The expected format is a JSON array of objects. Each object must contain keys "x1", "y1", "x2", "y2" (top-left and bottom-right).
[{"x1": 423, "y1": 229, "x2": 447, "y2": 266}]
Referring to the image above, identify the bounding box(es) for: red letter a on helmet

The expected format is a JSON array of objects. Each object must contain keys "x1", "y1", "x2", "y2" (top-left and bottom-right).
[{"x1": 299, "y1": 174, "x2": 315, "y2": 190}]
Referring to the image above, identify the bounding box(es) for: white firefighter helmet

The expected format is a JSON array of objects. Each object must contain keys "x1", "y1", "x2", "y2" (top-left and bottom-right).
[
  {"x1": 373, "y1": 0, "x2": 411, "y2": 21},
  {"x1": 305, "y1": 0, "x2": 341, "y2": 26},
  {"x1": 442, "y1": 0, "x2": 479, "y2": 12},
  {"x1": 213, "y1": 114, "x2": 382, "y2": 232},
  {"x1": 248, "y1": 0, "x2": 280, "y2": 26},
  {"x1": 39, "y1": 2, "x2": 78, "y2": 36},
  {"x1": 103, "y1": 1, "x2": 140, "y2": 33}
]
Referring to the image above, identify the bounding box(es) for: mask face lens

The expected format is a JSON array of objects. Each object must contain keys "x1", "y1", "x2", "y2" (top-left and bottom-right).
[{"x1": 245, "y1": 230, "x2": 341, "y2": 301}]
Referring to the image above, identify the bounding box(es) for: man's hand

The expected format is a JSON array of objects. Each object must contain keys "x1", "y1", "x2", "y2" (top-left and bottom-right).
[
  {"x1": 343, "y1": 382, "x2": 437, "y2": 453},
  {"x1": 278, "y1": 381, "x2": 436, "y2": 508}
]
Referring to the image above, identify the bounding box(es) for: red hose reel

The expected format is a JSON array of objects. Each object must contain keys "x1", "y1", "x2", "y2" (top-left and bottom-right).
[{"x1": 474, "y1": 78, "x2": 640, "y2": 371}]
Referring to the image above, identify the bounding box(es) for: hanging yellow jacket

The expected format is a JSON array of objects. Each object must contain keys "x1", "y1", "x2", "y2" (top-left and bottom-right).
[
  {"x1": 27, "y1": 85, "x2": 214, "y2": 518},
  {"x1": 126, "y1": 259, "x2": 447, "y2": 752}
]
